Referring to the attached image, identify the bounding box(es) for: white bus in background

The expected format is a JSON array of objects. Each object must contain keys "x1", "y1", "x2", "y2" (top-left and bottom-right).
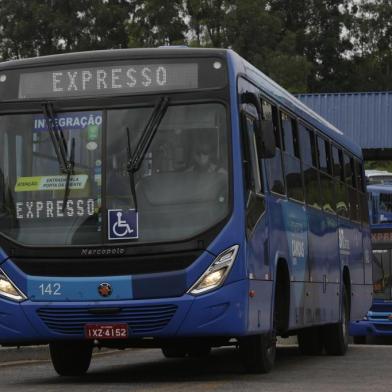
[{"x1": 366, "y1": 170, "x2": 392, "y2": 185}]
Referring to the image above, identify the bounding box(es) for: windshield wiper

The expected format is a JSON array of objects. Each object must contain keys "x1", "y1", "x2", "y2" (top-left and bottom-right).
[
  {"x1": 43, "y1": 103, "x2": 68, "y2": 173},
  {"x1": 125, "y1": 96, "x2": 169, "y2": 211},
  {"x1": 63, "y1": 137, "x2": 75, "y2": 211},
  {"x1": 42, "y1": 103, "x2": 75, "y2": 211},
  {"x1": 126, "y1": 127, "x2": 138, "y2": 211}
]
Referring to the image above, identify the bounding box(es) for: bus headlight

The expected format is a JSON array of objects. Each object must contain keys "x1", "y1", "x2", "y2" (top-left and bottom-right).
[
  {"x1": 0, "y1": 269, "x2": 26, "y2": 302},
  {"x1": 188, "y1": 245, "x2": 239, "y2": 295}
]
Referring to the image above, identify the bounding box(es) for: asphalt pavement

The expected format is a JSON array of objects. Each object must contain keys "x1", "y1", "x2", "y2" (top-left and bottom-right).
[
  {"x1": 0, "y1": 337, "x2": 296, "y2": 363},
  {"x1": 1, "y1": 343, "x2": 391, "y2": 392}
]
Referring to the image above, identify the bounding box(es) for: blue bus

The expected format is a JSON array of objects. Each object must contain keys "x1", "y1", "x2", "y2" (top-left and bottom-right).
[
  {"x1": 351, "y1": 183, "x2": 392, "y2": 342},
  {"x1": 0, "y1": 48, "x2": 372, "y2": 375}
]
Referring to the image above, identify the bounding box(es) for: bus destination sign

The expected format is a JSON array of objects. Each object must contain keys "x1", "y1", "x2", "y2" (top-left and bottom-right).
[
  {"x1": 372, "y1": 230, "x2": 392, "y2": 243},
  {"x1": 18, "y1": 63, "x2": 198, "y2": 99}
]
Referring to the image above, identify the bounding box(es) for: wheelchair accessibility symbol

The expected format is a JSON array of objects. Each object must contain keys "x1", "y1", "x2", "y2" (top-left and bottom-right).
[{"x1": 108, "y1": 209, "x2": 138, "y2": 240}]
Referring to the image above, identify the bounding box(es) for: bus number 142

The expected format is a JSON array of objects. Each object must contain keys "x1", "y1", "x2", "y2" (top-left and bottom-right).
[{"x1": 38, "y1": 283, "x2": 62, "y2": 296}]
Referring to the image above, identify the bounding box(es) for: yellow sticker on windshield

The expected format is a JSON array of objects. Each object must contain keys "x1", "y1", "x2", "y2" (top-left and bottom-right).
[{"x1": 15, "y1": 175, "x2": 88, "y2": 192}]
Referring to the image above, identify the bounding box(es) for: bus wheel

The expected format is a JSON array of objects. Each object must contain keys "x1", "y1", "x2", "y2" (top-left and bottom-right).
[
  {"x1": 297, "y1": 327, "x2": 323, "y2": 355},
  {"x1": 49, "y1": 341, "x2": 93, "y2": 376},
  {"x1": 323, "y1": 288, "x2": 349, "y2": 355},
  {"x1": 239, "y1": 333, "x2": 276, "y2": 374},
  {"x1": 353, "y1": 336, "x2": 366, "y2": 344},
  {"x1": 161, "y1": 346, "x2": 187, "y2": 358}
]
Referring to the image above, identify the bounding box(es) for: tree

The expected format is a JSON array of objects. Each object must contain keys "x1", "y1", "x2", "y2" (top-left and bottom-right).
[
  {"x1": 268, "y1": 0, "x2": 354, "y2": 92},
  {"x1": 0, "y1": 0, "x2": 391, "y2": 93},
  {"x1": 185, "y1": 0, "x2": 230, "y2": 47},
  {"x1": 0, "y1": 0, "x2": 134, "y2": 60},
  {"x1": 128, "y1": 0, "x2": 186, "y2": 47},
  {"x1": 348, "y1": 0, "x2": 392, "y2": 91},
  {"x1": 184, "y1": 0, "x2": 312, "y2": 92}
]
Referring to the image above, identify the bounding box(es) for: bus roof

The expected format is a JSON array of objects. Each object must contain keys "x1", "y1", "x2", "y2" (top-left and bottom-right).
[
  {"x1": 365, "y1": 169, "x2": 392, "y2": 178},
  {"x1": 0, "y1": 47, "x2": 362, "y2": 158},
  {"x1": 0, "y1": 48, "x2": 228, "y2": 70}
]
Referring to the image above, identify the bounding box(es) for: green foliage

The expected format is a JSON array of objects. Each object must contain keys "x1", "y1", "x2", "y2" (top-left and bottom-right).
[
  {"x1": 0, "y1": 0, "x2": 133, "y2": 59},
  {"x1": 365, "y1": 161, "x2": 392, "y2": 173},
  {"x1": 128, "y1": 0, "x2": 186, "y2": 47},
  {"x1": 347, "y1": 0, "x2": 392, "y2": 91},
  {"x1": 0, "y1": 0, "x2": 391, "y2": 93}
]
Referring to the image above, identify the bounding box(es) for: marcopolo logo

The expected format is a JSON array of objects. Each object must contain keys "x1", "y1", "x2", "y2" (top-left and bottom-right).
[
  {"x1": 98, "y1": 282, "x2": 112, "y2": 298},
  {"x1": 108, "y1": 209, "x2": 138, "y2": 240}
]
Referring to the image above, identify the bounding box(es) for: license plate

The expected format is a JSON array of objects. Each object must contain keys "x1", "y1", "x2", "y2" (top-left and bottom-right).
[{"x1": 85, "y1": 323, "x2": 128, "y2": 339}]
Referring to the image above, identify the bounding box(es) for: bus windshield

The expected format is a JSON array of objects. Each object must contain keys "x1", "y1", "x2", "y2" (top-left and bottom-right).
[
  {"x1": 0, "y1": 103, "x2": 229, "y2": 246},
  {"x1": 371, "y1": 191, "x2": 392, "y2": 224},
  {"x1": 373, "y1": 249, "x2": 392, "y2": 300}
]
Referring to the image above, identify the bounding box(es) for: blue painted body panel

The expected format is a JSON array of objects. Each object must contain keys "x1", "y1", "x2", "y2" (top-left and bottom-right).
[
  {"x1": 0, "y1": 247, "x2": 8, "y2": 263},
  {"x1": 26, "y1": 275, "x2": 133, "y2": 302},
  {"x1": 0, "y1": 280, "x2": 250, "y2": 343},
  {"x1": 0, "y1": 48, "x2": 372, "y2": 344}
]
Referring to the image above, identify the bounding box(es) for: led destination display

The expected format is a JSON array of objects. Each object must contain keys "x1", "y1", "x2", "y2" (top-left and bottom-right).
[
  {"x1": 372, "y1": 231, "x2": 392, "y2": 243},
  {"x1": 18, "y1": 63, "x2": 198, "y2": 98}
]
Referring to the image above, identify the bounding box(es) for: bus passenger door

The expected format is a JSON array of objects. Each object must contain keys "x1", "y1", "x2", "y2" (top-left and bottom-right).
[{"x1": 240, "y1": 109, "x2": 271, "y2": 334}]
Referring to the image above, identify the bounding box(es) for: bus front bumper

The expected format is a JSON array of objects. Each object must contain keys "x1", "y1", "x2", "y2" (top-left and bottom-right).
[
  {"x1": 0, "y1": 279, "x2": 249, "y2": 345},
  {"x1": 350, "y1": 319, "x2": 392, "y2": 337}
]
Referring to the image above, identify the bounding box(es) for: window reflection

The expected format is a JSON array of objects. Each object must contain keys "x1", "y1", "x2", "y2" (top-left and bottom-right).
[{"x1": 106, "y1": 103, "x2": 229, "y2": 242}]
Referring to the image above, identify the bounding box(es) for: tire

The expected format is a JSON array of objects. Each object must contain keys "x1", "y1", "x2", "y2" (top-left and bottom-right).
[
  {"x1": 323, "y1": 288, "x2": 349, "y2": 355},
  {"x1": 50, "y1": 341, "x2": 93, "y2": 376},
  {"x1": 161, "y1": 347, "x2": 187, "y2": 358},
  {"x1": 297, "y1": 327, "x2": 323, "y2": 355},
  {"x1": 353, "y1": 336, "x2": 366, "y2": 345},
  {"x1": 239, "y1": 333, "x2": 276, "y2": 374}
]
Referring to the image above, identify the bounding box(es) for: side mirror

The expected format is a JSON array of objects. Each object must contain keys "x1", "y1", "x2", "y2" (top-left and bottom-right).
[
  {"x1": 241, "y1": 91, "x2": 262, "y2": 115},
  {"x1": 241, "y1": 91, "x2": 276, "y2": 158}
]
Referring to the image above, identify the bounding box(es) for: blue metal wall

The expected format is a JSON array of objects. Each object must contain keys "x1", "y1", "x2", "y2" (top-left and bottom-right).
[{"x1": 296, "y1": 92, "x2": 392, "y2": 149}]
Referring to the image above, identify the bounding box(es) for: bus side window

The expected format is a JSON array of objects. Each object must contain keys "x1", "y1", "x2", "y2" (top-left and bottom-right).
[
  {"x1": 264, "y1": 101, "x2": 285, "y2": 195},
  {"x1": 343, "y1": 153, "x2": 352, "y2": 186},
  {"x1": 317, "y1": 136, "x2": 328, "y2": 173},
  {"x1": 241, "y1": 113, "x2": 262, "y2": 194},
  {"x1": 332, "y1": 146, "x2": 348, "y2": 218},
  {"x1": 241, "y1": 111, "x2": 266, "y2": 235},
  {"x1": 332, "y1": 145, "x2": 343, "y2": 182},
  {"x1": 348, "y1": 156, "x2": 360, "y2": 222},
  {"x1": 281, "y1": 112, "x2": 304, "y2": 202},
  {"x1": 300, "y1": 125, "x2": 320, "y2": 209},
  {"x1": 318, "y1": 137, "x2": 335, "y2": 214},
  {"x1": 343, "y1": 153, "x2": 358, "y2": 221},
  {"x1": 355, "y1": 160, "x2": 369, "y2": 224},
  {"x1": 355, "y1": 160, "x2": 365, "y2": 193}
]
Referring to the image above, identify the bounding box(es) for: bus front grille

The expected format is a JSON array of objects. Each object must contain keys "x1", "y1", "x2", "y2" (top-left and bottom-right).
[{"x1": 37, "y1": 304, "x2": 178, "y2": 335}]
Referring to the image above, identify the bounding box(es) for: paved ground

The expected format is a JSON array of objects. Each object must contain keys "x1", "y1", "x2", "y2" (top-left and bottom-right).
[
  {"x1": 0, "y1": 345, "x2": 50, "y2": 363},
  {"x1": 1, "y1": 344, "x2": 391, "y2": 392}
]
